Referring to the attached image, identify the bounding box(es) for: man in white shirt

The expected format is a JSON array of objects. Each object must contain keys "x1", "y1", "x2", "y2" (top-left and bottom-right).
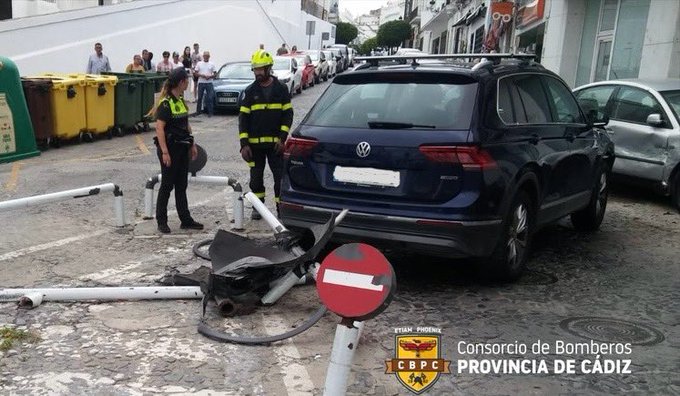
[
  {"x1": 171, "y1": 52, "x2": 183, "y2": 69},
  {"x1": 191, "y1": 43, "x2": 202, "y2": 102},
  {"x1": 86, "y1": 42, "x2": 111, "y2": 74},
  {"x1": 194, "y1": 51, "x2": 216, "y2": 116}
]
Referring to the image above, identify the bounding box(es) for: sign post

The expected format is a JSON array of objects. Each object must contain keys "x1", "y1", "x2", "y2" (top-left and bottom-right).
[
  {"x1": 317, "y1": 243, "x2": 396, "y2": 396},
  {"x1": 306, "y1": 20, "x2": 316, "y2": 50}
]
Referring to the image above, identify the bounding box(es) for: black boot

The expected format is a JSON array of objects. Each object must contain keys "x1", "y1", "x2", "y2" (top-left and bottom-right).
[
  {"x1": 180, "y1": 220, "x2": 204, "y2": 230},
  {"x1": 158, "y1": 223, "x2": 171, "y2": 234}
]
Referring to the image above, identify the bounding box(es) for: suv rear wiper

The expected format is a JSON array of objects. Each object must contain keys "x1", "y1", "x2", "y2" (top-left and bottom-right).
[{"x1": 368, "y1": 121, "x2": 436, "y2": 129}]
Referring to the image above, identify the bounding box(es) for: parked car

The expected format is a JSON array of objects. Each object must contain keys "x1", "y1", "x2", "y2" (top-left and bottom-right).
[
  {"x1": 292, "y1": 54, "x2": 316, "y2": 90},
  {"x1": 273, "y1": 56, "x2": 303, "y2": 95},
  {"x1": 212, "y1": 61, "x2": 253, "y2": 112},
  {"x1": 299, "y1": 50, "x2": 328, "y2": 83},
  {"x1": 321, "y1": 50, "x2": 337, "y2": 78},
  {"x1": 574, "y1": 79, "x2": 680, "y2": 208},
  {"x1": 329, "y1": 44, "x2": 350, "y2": 71},
  {"x1": 280, "y1": 55, "x2": 614, "y2": 281}
]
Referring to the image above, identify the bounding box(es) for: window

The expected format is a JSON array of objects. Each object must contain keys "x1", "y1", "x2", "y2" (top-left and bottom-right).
[
  {"x1": 575, "y1": 85, "x2": 616, "y2": 121},
  {"x1": 497, "y1": 77, "x2": 527, "y2": 124},
  {"x1": 512, "y1": 74, "x2": 552, "y2": 124},
  {"x1": 542, "y1": 77, "x2": 584, "y2": 123},
  {"x1": 610, "y1": 86, "x2": 663, "y2": 124},
  {"x1": 660, "y1": 90, "x2": 680, "y2": 124},
  {"x1": 305, "y1": 79, "x2": 478, "y2": 130},
  {"x1": 599, "y1": 0, "x2": 618, "y2": 32},
  {"x1": 473, "y1": 26, "x2": 484, "y2": 53}
]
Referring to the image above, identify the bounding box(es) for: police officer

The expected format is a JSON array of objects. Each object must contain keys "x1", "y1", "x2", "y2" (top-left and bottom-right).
[
  {"x1": 239, "y1": 50, "x2": 293, "y2": 219},
  {"x1": 151, "y1": 67, "x2": 204, "y2": 233}
]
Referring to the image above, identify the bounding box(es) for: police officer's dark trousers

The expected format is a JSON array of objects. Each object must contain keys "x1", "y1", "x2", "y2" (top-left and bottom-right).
[
  {"x1": 156, "y1": 144, "x2": 191, "y2": 225},
  {"x1": 249, "y1": 144, "x2": 283, "y2": 204}
]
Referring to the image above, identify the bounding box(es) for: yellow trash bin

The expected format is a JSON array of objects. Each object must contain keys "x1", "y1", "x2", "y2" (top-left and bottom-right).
[
  {"x1": 26, "y1": 74, "x2": 87, "y2": 145},
  {"x1": 81, "y1": 74, "x2": 117, "y2": 139}
]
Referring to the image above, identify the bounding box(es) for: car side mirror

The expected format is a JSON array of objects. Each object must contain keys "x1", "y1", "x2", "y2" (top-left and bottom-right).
[{"x1": 646, "y1": 113, "x2": 665, "y2": 127}]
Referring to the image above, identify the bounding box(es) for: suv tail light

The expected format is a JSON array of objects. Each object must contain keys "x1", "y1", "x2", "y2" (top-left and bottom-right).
[
  {"x1": 419, "y1": 145, "x2": 497, "y2": 170},
  {"x1": 284, "y1": 136, "x2": 318, "y2": 159}
]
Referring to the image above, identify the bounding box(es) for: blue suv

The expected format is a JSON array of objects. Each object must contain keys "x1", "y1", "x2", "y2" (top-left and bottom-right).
[{"x1": 279, "y1": 54, "x2": 614, "y2": 280}]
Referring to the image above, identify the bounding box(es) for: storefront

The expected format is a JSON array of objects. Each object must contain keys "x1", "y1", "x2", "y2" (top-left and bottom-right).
[{"x1": 514, "y1": 0, "x2": 545, "y2": 61}]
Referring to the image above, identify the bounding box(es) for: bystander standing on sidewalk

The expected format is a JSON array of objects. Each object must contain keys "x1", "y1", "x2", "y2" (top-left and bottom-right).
[
  {"x1": 191, "y1": 43, "x2": 202, "y2": 102},
  {"x1": 86, "y1": 42, "x2": 111, "y2": 74},
  {"x1": 171, "y1": 52, "x2": 183, "y2": 69},
  {"x1": 194, "y1": 51, "x2": 216, "y2": 117},
  {"x1": 156, "y1": 51, "x2": 173, "y2": 73},
  {"x1": 125, "y1": 54, "x2": 145, "y2": 73}
]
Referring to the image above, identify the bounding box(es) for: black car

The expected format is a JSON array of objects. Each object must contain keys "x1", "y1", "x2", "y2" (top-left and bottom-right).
[{"x1": 280, "y1": 54, "x2": 614, "y2": 280}]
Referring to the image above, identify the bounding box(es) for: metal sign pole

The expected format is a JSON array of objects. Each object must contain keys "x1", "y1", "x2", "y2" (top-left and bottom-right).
[{"x1": 323, "y1": 319, "x2": 364, "y2": 396}]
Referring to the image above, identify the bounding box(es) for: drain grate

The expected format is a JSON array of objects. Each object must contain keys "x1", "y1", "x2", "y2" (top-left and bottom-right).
[
  {"x1": 515, "y1": 270, "x2": 558, "y2": 285},
  {"x1": 560, "y1": 317, "x2": 665, "y2": 346}
]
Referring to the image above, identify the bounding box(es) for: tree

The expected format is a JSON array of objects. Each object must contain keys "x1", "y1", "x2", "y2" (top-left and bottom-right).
[
  {"x1": 335, "y1": 22, "x2": 358, "y2": 45},
  {"x1": 359, "y1": 37, "x2": 378, "y2": 55},
  {"x1": 377, "y1": 20, "x2": 411, "y2": 53}
]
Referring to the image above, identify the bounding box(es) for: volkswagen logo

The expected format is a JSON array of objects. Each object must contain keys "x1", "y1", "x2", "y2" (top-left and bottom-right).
[{"x1": 356, "y1": 141, "x2": 371, "y2": 158}]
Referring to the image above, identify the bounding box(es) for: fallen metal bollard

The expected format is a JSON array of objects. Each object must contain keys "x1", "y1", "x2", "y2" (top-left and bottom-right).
[
  {"x1": 0, "y1": 286, "x2": 203, "y2": 309},
  {"x1": 144, "y1": 174, "x2": 244, "y2": 230},
  {"x1": 0, "y1": 183, "x2": 126, "y2": 227}
]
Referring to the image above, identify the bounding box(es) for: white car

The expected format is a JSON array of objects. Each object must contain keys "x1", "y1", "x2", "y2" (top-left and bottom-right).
[
  {"x1": 321, "y1": 50, "x2": 337, "y2": 78},
  {"x1": 272, "y1": 56, "x2": 303, "y2": 96}
]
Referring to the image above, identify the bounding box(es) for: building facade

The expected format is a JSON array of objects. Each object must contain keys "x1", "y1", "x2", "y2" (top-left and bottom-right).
[{"x1": 410, "y1": 0, "x2": 679, "y2": 87}]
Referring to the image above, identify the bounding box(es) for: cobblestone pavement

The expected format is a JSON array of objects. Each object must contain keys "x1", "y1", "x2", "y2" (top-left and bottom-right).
[{"x1": 1, "y1": 78, "x2": 678, "y2": 395}]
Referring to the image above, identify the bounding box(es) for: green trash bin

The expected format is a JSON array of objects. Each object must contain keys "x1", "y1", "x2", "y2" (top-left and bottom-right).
[
  {"x1": 102, "y1": 72, "x2": 143, "y2": 136},
  {"x1": 0, "y1": 57, "x2": 40, "y2": 163},
  {"x1": 104, "y1": 72, "x2": 155, "y2": 132},
  {"x1": 146, "y1": 72, "x2": 168, "y2": 93}
]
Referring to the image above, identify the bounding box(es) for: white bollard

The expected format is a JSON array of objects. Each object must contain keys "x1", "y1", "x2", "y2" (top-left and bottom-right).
[
  {"x1": 324, "y1": 320, "x2": 364, "y2": 396},
  {"x1": 114, "y1": 194, "x2": 126, "y2": 227},
  {"x1": 0, "y1": 286, "x2": 204, "y2": 304},
  {"x1": 233, "y1": 192, "x2": 244, "y2": 230},
  {"x1": 244, "y1": 192, "x2": 286, "y2": 233}
]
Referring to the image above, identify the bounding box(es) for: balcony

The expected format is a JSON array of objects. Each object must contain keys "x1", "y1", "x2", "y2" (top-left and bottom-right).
[{"x1": 409, "y1": 6, "x2": 419, "y2": 24}]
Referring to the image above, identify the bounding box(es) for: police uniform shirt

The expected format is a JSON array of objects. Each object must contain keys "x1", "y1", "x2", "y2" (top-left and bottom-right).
[{"x1": 156, "y1": 94, "x2": 191, "y2": 143}]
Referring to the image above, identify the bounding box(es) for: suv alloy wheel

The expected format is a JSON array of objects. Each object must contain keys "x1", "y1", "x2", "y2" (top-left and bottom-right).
[{"x1": 486, "y1": 191, "x2": 534, "y2": 281}]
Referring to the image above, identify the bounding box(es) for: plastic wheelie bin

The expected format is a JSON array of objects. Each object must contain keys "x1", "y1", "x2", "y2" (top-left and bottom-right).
[
  {"x1": 105, "y1": 73, "x2": 142, "y2": 136},
  {"x1": 79, "y1": 74, "x2": 117, "y2": 140},
  {"x1": 27, "y1": 74, "x2": 87, "y2": 146},
  {"x1": 104, "y1": 72, "x2": 156, "y2": 132},
  {"x1": 21, "y1": 78, "x2": 55, "y2": 150}
]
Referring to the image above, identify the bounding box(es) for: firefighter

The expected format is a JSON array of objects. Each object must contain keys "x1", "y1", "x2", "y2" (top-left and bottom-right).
[{"x1": 239, "y1": 49, "x2": 293, "y2": 219}]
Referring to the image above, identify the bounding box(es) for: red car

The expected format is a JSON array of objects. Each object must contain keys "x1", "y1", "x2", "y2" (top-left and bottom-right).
[{"x1": 291, "y1": 54, "x2": 316, "y2": 89}]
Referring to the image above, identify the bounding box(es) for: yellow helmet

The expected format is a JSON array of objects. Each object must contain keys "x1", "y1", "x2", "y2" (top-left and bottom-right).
[{"x1": 251, "y1": 49, "x2": 274, "y2": 68}]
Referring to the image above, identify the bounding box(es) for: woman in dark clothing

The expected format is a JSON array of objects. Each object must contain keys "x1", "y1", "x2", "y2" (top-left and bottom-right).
[
  {"x1": 181, "y1": 46, "x2": 192, "y2": 69},
  {"x1": 149, "y1": 68, "x2": 203, "y2": 233}
]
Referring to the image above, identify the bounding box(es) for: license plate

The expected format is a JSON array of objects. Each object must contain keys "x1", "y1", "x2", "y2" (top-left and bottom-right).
[
  {"x1": 218, "y1": 97, "x2": 237, "y2": 103},
  {"x1": 333, "y1": 166, "x2": 400, "y2": 187}
]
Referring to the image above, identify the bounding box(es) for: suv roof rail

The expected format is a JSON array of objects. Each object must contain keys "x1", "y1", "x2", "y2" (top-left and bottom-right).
[{"x1": 355, "y1": 53, "x2": 536, "y2": 68}]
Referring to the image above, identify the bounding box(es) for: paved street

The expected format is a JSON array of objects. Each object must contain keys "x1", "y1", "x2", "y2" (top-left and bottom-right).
[{"x1": 0, "y1": 79, "x2": 678, "y2": 395}]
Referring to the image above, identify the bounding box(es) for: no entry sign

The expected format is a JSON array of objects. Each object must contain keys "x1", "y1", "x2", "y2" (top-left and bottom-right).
[{"x1": 317, "y1": 243, "x2": 396, "y2": 320}]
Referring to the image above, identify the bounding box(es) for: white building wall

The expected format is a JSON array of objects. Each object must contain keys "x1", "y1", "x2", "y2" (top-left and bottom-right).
[
  {"x1": 541, "y1": 0, "x2": 587, "y2": 86},
  {"x1": 638, "y1": 0, "x2": 680, "y2": 79},
  {"x1": 0, "y1": 0, "x2": 332, "y2": 76}
]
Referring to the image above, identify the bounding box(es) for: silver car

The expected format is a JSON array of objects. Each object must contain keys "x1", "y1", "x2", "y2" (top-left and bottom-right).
[{"x1": 574, "y1": 79, "x2": 680, "y2": 208}]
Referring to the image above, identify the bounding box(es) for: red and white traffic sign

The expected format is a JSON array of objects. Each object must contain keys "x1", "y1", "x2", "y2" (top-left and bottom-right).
[{"x1": 317, "y1": 243, "x2": 396, "y2": 320}]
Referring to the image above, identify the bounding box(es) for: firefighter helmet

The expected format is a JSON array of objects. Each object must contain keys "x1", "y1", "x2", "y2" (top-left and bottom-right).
[{"x1": 251, "y1": 50, "x2": 274, "y2": 69}]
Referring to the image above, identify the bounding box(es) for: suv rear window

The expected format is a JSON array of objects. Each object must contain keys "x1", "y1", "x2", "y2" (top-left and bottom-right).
[{"x1": 305, "y1": 73, "x2": 478, "y2": 130}]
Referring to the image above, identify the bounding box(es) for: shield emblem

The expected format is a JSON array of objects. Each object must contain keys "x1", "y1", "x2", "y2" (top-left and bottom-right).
[{"x1": 387, "y1": 334, "x2": 448, "y2": 394}]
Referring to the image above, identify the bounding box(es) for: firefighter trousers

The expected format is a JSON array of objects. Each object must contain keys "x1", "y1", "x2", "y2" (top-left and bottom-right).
[{"x1": 249, "y1": 145, "x2": 283, "y2": 204}]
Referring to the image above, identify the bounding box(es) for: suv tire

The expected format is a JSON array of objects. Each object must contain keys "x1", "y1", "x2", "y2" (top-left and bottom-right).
[
  {"x1": 571, "y1": 166, "x2": 608, "y2": 231},
  {"x1": 486, "y1": 190, "x2": 534, "y2": 281}
]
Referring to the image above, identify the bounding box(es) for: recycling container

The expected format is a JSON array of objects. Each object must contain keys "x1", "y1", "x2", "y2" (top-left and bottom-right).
[
  {"x1": 21, "y1": 78, "x2": 55, "y2": 150},
  {"x1": 147, "y1": 72, "x2": 168, "y2": 93},
  {"x1": 80, "y1": 74, "x2": 117, "y2": 139},
  {"x1": 0, "y1": 56, "x2": 40, "y2": 163},
  {"x1": 27, "y1": 74, "x2": 87, "y2": 144}
]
